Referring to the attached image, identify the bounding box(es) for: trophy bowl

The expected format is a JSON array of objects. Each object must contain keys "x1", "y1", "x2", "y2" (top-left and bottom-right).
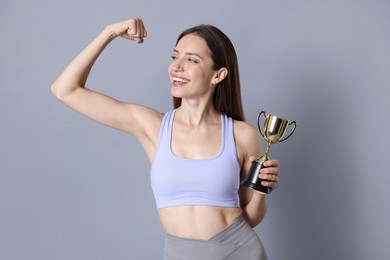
[{"x1": 261, "y1": 113, "x2": 295, "y2": 144}]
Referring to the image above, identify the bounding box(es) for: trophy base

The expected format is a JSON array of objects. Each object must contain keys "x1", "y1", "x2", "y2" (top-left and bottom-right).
[{"x1": 241, "y1": 161, "x2": 272, "y2": 194}]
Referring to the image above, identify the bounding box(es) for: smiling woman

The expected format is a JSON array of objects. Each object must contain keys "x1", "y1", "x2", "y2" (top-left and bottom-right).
[
  {"x1": 169, "y1": 34, "x2": 225, "y2": 105},
  {"x1": 50, "y1": 17, "x2": 280, "y2": 260},
  {"x1": 171, "y1": 25, "x2": 244, "y2": 122}
]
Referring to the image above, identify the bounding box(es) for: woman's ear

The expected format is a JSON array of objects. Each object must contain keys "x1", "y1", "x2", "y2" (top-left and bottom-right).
[{"x1": 212, "y1": 67, "x2": 228, "y2": 85}]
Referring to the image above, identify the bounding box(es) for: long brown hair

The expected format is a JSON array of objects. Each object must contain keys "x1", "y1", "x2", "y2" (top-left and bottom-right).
[{"x1": 173, "y1": 25, "x2": 245, "y2": 121}]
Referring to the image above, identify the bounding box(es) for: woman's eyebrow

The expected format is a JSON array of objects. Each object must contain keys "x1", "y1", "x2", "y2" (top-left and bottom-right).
[{"x1": 173, "y1": 49, "x2": 203, "y2": 60}]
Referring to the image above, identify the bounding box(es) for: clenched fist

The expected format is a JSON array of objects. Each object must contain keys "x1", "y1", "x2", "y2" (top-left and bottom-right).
[{"x1": 106, "y1": 17, "x2": 147, "y2": 43}]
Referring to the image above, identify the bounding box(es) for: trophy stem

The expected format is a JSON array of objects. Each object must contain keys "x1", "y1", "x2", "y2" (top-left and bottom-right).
[{"x1": 257, "y1": 142, "x2": 271, "y2": 164}]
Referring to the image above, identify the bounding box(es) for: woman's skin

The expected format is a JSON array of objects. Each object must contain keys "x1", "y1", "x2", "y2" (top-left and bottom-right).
[{"x1": 51, "y1": 18, "x2": 279, "y2": 240}]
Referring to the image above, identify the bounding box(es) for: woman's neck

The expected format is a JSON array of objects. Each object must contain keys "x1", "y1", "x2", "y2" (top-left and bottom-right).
[{"x1": 175, "y1": 100, "x2": 220, "y2": 127}]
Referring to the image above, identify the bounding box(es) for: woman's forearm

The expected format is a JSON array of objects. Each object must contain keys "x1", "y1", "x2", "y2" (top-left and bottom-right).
[
  {"x1": 51, "y1": 27, "x2": 117, "y2": 99},
  {"x1": 242, "y1": 192, "x2": 267, "y2": 228}
]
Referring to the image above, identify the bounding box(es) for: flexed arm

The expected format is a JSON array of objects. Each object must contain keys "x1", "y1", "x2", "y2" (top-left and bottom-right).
[
  {"x1": 51, "y1": 18, "x2": 162, "y2": 161},
  {"x1": 51, "y1": 18, "x2": 146, "y2": 101}
]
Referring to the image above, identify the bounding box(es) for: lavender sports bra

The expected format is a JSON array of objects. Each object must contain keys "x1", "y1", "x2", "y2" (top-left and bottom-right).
[{"x1": 150, "y1": 110, "x2": 241, "y2": 209}]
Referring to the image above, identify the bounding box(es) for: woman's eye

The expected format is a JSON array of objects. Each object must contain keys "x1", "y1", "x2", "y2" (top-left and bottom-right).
[
  {"x1": 188, "y1": 58, "x2": 198, "y2": 63},
  {"x1": 171, "y1": 56, "x2": 177, "y2": 60}
]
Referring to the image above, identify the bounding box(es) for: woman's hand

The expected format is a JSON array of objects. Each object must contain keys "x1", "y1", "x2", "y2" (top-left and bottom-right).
[
  {"x1": 258, "y1": 159, "x2": 279, "y2": 192},
  {"x1": 106, "y1": 17, "x2": 147, "y2": 43}
]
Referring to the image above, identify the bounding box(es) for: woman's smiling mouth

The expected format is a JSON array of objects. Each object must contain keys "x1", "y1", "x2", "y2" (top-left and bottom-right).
[{"x1": 172, "y1": 77, "x2": 190, "y2": 87}]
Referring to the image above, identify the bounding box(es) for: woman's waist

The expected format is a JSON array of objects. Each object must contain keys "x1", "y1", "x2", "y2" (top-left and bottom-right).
[{"x1": 158, "y1": 205, "x2": 242, "y2": 240}]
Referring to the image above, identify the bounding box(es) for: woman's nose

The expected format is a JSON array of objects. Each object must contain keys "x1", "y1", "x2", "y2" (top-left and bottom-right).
[{"x1": 172, "y1": 59, "x2": 184, "y2": 71}]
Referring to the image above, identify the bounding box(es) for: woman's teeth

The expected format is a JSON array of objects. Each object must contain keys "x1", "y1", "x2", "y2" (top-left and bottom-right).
[{"x1": 173, "y1": 77, "x2": 189, "y2": 83}]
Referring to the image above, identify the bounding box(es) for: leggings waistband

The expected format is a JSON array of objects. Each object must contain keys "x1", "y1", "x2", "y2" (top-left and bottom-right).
[
  {"x1": 163, "y1": 216, "x2": 268, "y2": 260},
  {"x1": 208, "y1": 215, "x2": 254, "y2": 243}
]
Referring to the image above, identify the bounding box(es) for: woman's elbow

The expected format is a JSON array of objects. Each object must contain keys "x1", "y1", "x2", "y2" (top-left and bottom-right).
[
  {"x1": 50, "y1": 83, "x2": 72, "y2": 101},
  {"x1": 50, "y1": 83, "x2": 59, "y2": 99}
]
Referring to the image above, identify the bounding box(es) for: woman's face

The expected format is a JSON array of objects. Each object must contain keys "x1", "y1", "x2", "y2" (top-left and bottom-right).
[{"x1": 169, "y1": 33, "x2": 218, "y2": 101}]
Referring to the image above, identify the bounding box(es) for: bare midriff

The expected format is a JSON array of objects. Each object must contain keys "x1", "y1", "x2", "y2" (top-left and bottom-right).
[{"x1": 158, "y1": 205, "x2": 242, "y2": 240}]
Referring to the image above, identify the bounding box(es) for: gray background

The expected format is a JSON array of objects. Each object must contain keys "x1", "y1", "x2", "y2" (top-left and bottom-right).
[{"x1": 1, "y1": 0, "x2": 389, "y2": 259}]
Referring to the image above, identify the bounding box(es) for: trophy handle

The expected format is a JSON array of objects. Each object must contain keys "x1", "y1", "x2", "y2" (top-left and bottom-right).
[
  {"x1": 257, "y1": 111, "x2": 267, "y2": 139},
  {"x1": 279, "y1": 120, "x2": 297, "y2": 142}
]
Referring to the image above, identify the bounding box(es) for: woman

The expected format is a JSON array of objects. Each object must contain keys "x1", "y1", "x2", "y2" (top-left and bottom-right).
[{"x1": 51, "y1": 17, "x2": 279, "y2": 260}]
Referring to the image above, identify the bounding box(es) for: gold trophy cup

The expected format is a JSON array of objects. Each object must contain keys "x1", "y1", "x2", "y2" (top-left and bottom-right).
[{"x1": 241, "y1": 111, "x2": 297, "y2": 193}]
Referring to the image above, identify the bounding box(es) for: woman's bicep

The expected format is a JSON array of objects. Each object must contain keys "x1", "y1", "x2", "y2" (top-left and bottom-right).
[{"x1": 56, "y1": 86, "x2": 160, "y2": 135}]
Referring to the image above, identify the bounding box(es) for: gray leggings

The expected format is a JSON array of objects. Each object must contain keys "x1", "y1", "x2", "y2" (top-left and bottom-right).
[{"x1": 163, "y1": 216, "x2": 268, "y2": 260}]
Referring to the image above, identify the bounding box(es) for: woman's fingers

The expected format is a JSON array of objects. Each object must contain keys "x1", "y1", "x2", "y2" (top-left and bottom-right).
[
  {"x1": 260, "y1": 159, "x2": 279, "y2": 189},
  {"x1": 131, "y1": 18, "x2": 147, "y2": 41},
  {"x1": 263, "y1": 159, "x2": 279, "y2": 167},
  {"x1": 111, "y1": 18, "x2": 147, "y2": 42}
]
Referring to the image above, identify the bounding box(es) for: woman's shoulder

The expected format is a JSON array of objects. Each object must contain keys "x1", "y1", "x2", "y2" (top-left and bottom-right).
[
  {"x1": 233, "y1": 120, "x2": 259, "y2": 140},
  {"x1": 232, "y1": 120, "x2": 261, "y2": 163}
]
